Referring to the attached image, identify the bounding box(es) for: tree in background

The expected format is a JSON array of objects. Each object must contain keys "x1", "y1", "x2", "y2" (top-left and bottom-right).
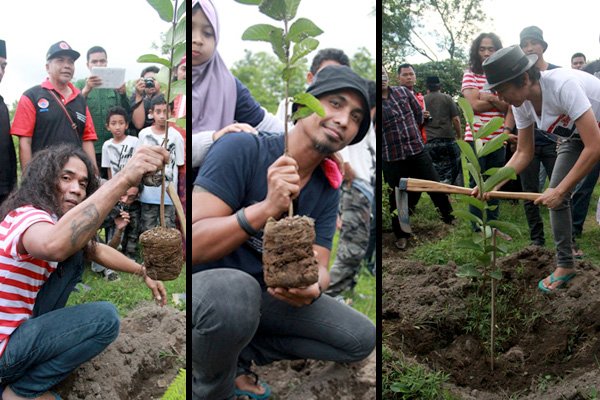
[
  {"x1": 386, "y1": 59, "x2": 465, "y2": 98},
  {"x1": 231, "y1": 50, "x2": 307, "y2": 114},
  {"x1": 383, "y1": 0, "x2": 486, "y2": 65},
  {"x1": 232, "y1": 48, "x2": 375, "y2": 114}
]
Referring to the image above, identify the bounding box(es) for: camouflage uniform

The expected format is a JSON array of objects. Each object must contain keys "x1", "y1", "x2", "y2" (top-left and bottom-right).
[{"x1": 326, "y1": 180, "x2": 372, "y2": 297}]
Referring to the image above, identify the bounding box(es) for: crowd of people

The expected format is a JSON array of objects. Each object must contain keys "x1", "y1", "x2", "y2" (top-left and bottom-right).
[
  {"x1": 383, "y1": 25, "x2": 600, "y2": 293},
  {"x1": 191, "y1": 0, "x2": 376, "y2": 399},
  {"x1": 0, "y1": 35, "x2": 185, "y2": 397}
]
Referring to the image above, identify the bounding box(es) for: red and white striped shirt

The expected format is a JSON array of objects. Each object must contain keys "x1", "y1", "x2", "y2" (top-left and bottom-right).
[
  {"x1": 461, "y1": 70, "x2": 505, "y2": 142},
  {"x1": 0, "y1": 206, "x2": 57, "y2": 357}
]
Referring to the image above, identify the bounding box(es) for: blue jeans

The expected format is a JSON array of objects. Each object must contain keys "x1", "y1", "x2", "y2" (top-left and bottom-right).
[
  {"x1": 0, "y1": 252, "x2": 120, "y2": 397},
  {"x1": 192, "y1": 268, "x2": 375, "y2": 400}
]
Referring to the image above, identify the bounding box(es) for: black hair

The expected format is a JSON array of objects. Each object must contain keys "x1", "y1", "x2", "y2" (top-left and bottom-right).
[
  {"x1": 469, "y1": 32, "x2": 503, "y2": 74},
  {"x1": 141, "y1": 65, "x2": 159, "y2": 78},
  {"x1": 571, "y1": 52, "x2": 586, "y2": 62},
  {"x1": 0, "y1": 144, "x2": 99, "y2": 221},
  {"x1": 500, "y1": 65, "x2": 541, "y2": 89},
  {"x1": 366, "y1": 80, "x2": 376, "y2": 110},
  {"x1": 309, "y1": 48, "x2": 350, "y2": 75},
  {"x1": 105, "y1": 106, "x2": 128, "y2": 125},
  {"x1": 397, "y1": 63, "x2": 414, "y2": 74},
  {"x1": 426, "y1": 82, "x2": 441, "y2": 91},
  {"x1": 150, "y1": 94, "x2": 167, "y2": 110},
  {"x1": 583, "y1": 59, "x2": 600, "y2": 77},
  {"x1": 86, "y1": 46, "x2": 107, "y2": 61}
]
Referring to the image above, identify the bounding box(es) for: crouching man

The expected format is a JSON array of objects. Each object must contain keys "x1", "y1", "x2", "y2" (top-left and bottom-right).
[{"x1": 0, "y1": 143, "x2": 169, "y2": 399}]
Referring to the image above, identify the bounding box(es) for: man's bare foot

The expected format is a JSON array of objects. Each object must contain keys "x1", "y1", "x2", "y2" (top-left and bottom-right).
[
  {"x1": 539, "y1": 267, "x2": 576, "y2": 291},
  {"x1": 3, "y1": 385, "x2": 58, "y2": 400},
  {"x1": 235, "y1": 374, "x2": 266, "y2": 396}
]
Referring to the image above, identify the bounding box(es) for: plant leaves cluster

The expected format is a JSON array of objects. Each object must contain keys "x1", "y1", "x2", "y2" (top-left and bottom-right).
[{"x1": 235, "y1": 0, "x2": 324, "y2": 122}]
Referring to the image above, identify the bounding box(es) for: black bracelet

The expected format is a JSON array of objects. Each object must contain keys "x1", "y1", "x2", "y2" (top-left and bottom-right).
[{"x1": 235, "y1": 207, "x2": 259, "y2": 236}]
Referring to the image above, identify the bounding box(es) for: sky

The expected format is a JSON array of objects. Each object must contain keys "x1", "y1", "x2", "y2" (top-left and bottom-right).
[
  {"x1": 0, "y1": 0, "x2": 174, "y2": 106},
  {"x1": 214, "y1": 0, "x2": 377, "y2": 71},
  {"x1": 404, "y1": 0, "x2": 600, "y2": 67}
]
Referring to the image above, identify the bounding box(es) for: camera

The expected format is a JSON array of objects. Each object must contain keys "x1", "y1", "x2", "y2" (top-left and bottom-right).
[{"x1": 144, "y1": 78, "x2": 155, "y2": 88}]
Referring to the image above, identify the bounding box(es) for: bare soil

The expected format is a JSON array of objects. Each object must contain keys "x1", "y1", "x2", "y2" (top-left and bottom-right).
[
  {"x1": 56, "y1": 303, "x2": 186, "y2": 400},
  {"x1": 251, "y1": 351, "x2": 376, "y2": 400},
  {"x1": 383, "y1": 232, "x2": 600, "y2": 399}
]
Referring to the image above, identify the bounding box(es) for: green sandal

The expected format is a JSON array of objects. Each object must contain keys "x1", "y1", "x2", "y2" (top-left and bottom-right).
[{"x1": 538, "y1": 272, "x2": 576, "y2": 293}]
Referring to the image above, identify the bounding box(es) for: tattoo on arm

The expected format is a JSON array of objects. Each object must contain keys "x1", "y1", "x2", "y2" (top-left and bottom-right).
[{"x1": 69, "y1": 204, "x2": 100, "y2": 247}]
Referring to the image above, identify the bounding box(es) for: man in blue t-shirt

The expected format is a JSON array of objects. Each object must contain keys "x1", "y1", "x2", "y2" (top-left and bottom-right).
[{"x1": 191, "y1": 65, "x2": 376, "y2": 400}]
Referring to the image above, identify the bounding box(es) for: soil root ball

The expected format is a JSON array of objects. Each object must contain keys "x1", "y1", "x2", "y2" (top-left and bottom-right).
[
  {"x1": 262, "y1": 215, "x2": 319, "y2": 288},
  {"x1": 140, "y1": 227, "x2": 183, "y2": 281}
]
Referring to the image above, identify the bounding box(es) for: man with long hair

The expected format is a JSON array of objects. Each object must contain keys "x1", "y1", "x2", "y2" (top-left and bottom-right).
[{"x1": 0, "y1": 144, "x2": 168, "y2": 399}]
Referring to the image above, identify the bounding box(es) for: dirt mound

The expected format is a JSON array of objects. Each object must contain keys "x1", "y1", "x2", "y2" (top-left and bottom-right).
[
  {"x1": 383, "y1": 238, "x2": 600, "y2": 399},
  {"x1": 252, "y1": 351, "x2": 376, "y2": 400},
  {"x1": 56, "y1": 303, "x2": 186, "y2": 400}
]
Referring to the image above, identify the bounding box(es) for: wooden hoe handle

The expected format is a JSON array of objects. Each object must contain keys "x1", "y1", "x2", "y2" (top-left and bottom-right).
[{"x1": 402, "y1": 178, "x2": 541, "y2": 202}]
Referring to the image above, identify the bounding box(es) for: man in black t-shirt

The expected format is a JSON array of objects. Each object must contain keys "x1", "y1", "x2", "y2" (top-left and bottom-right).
[{"x1": 191, "y1": 66, "x2": 375, "y2": 400}]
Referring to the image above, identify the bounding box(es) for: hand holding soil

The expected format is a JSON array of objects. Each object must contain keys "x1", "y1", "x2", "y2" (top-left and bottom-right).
[
  {"x1": 144, "y1": 275, "x2": 167, "y2": 306},
  {"x1": 267, "y1": 281, "x2": 320, "y2": 307},
  {"x1": 264, "y1": 155, "x2": 300, "y2": 217},
  {"x1": 120, "y1": 145, "x2": 170, "y2": 187}
]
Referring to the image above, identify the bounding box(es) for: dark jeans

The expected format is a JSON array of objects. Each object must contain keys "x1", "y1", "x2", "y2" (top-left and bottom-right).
[
  {"x1": 383, "y1": 150, "x2": 454, "y2": 239},
  {"x1": 192, "y1": 269, "x2": 375, "y2": 400},
  {"x1": 519, "y1": 143, "x2": 557, "y2": 245},
  {"x1": 467, "y1": 142, "x2": 506, "y2": 230},
  {"x1": 571, "y1": 161, "x2": 600, "y2": 239},
  {"x1": 0, "y1": 252, "x2": 120, "y2": 397},
  {"x1": 425, "y1": 138, "x2": 461, "y2": 185}
]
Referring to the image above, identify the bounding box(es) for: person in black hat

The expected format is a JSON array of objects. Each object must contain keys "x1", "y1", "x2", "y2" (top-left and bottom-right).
[
  {"x1": 481, "y1": 45, "x2": 600, "y2": 293},
  {"x1": 190, "y1": 64, "x2": 375, "y2": 399},
  {"x1": 423, "y1": 75, "x2": 462, "y2": 185},
  {"x1": 11, "y1": 41, "x2": 98, "y2": 174},
  {"x1": 0, "y1": 39, "x2": 17, "y2": 207}
]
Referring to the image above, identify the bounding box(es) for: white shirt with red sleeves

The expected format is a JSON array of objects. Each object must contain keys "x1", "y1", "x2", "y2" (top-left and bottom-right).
[{"x1": 0, "y1": 206, "x2": 57, "y2": 357}]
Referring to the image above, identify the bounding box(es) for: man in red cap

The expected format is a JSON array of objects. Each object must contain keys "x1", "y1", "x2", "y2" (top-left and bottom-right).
[
  {"x1": 0, "y1": 39, "x2": 17, "y2": 206},
  {"x1": 11, "y1": 41, "x2": 97, "y2": 174}
]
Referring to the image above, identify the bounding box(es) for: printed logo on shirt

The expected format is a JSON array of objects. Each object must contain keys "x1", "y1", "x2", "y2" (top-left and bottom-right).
[
  {"x1": 38, "y1": 98, "x2": 49, "y2": 112},
  {"x1": 76, "y1": 112, "x2": 86, "y2": 123},
  {"x1": 548, "y1": 114, "x2": 577, "y2": 138}
]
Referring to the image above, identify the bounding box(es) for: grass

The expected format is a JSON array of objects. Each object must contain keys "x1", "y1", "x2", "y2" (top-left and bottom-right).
[
  {"x1": 67, "y1": 261, "x2": 186, "y2": 316},
  {"x1": 382, "y1": 178, "x2": 600, "y2": 398},
  {"x1": 328, "y1": 230, "x2": 376, "y2": 324}
]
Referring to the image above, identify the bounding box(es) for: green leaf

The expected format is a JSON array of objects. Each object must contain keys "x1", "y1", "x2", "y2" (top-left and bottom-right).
[
  {"x1": 477, "y1": 252, "x2": 491, "y2": 266},
  {"x1": 172, "y1": 42, "x2": 186, "y2": 68},
  {"x1": 488, "y1": 220, "x2": 521, "y2": 238},
  {"x1": 467, "y1": 163, "x2": 482, "y2": 192},
  {"x1": 168, "y1": 79, "x2": 186, "y2": 98},
  {"x1": 146, "y1": 0, "x2": 173, "y2": 23},
  {"x1": 175, "y1": 117, "x2": 186, "y2": 130},
  {"x1": 176, "y1": 0, "x2": 186, "y2": 20},
  {"x1": 291, "y1": 107, "x2": 315, "y2": 121},
  {"x1": 475, "y1": 138, "x2": 483, "y2": 154},
  {"x1": 293, "y1": 92, "x2": 325, "y2": 116},
  {"x1": 457, "y1": 140, "x2": 480, "y2": 173},
  {"x1": 455, "y1": 238, "x2": 483, "y2": 251},
  {"x1": 455, "y1": 194, "x2": 485, "y2": 211},
  {"x1": 137, "y1": 54, "x2": 171, "y2": 68},
  {"x1": 457, "y1": 265, "x2": 483, "y2": 278},
  {"x1": 483, "y1": 166, "x2": 517, "y2": 192},
  {"x1": 457, "y1": 97, "x2": 474, "y2": 132},
  {"x1": 165, "y1": 15, "x2": 186, "y2": 45},
  {"x1": 269, "y1": 28, "x2": 287, "y2": 63},
  {"x1": 484, "y1": 167, "x2": 500, "y2": 176},
  {"x1": 242, "y1": 24, "x2": 282, "y2": 42},
  {"x1": 478, "y1": 133, "x2": 509, "y2": 158},
  {"x1": 290, "y1": 37, "x2": 319, "y2": 65},
  {"x1": 490, "y1": 270, "x2": 504, "y2": 280},
  {"x1": 288, "y1": 18, "x2": 323, "y2": 42},
  {"x1": 452, "y1": 210, "x2": 482, "y2": 225},
  {"x1": 474, "y1": 116, "x2": 504, "y2": 140},
  {"x1": 259, "y1": 0, "x2": 301, "y2": 21}
]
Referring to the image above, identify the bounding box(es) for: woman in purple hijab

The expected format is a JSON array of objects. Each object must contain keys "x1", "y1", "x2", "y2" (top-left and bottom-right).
[{"x1": 191, "y1": 0, "x2": 283, "y2": 170}]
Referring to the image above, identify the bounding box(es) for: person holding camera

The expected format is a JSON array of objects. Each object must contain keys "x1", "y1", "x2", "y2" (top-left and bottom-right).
[{"x1": 130, "y1": 65, "x2": 161, "y2": 135}]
